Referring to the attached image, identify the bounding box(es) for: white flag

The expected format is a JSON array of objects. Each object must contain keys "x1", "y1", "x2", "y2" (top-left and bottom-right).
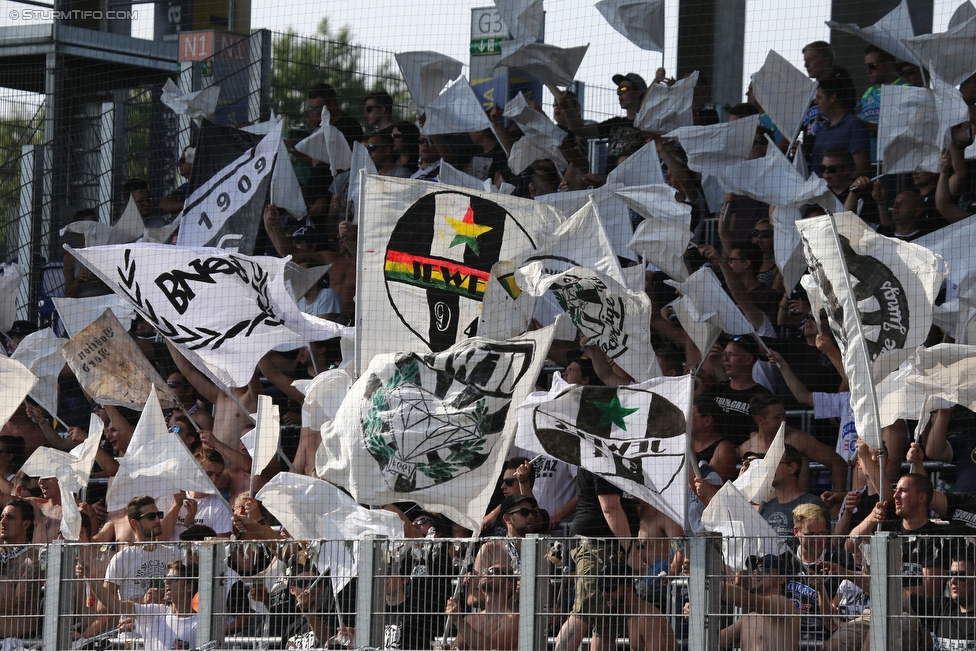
[
  {"x1": 932, "y1": 68, "x2": 972, "y2": 149},
  {"x1": 606, "y1": 140, "x2": 666, "y2": 187},
  {"x1": 590, "y1": 183, "x2": 641, "y2": 262},
  {"x1": 595, "y1": 0, "x2": 665, "y2": 52},
  {"x1": 299, "y1": 369, "x2": 352, "y2": 431},
  {"x1": 634, "y1": 72, "x2": 697, "y2": 134},
  {"x1": 669, "y1": 295, "x2": 722, "y2": 360},
  {"x1": 752, "y1": 50, "x2": 819, "y2": 142},
  {"x1": 876, "y1": 355, "x2": 952, "y2": 428},
  {"x1": 347, "y1": 142, "x2": 378, "y2": 215},
  {"x1": 395, "y1": 51, "x2": 464, "y2": 109},
  {"x1": 493, "y1": 0, "x2": 544, "y2": 42},
  {"x1": 507, "y1": 132, "x2": 568, "y2": 174},
  {"x1": 503, "y1": 92, "x2": 567, "y2": 145},
  {"x1": 107, "y1": 385, "x2": 221, "y2": 510},
  {"x1": 105, "y1": 388, "x2": 219, "y2": 511},
  {"x1": 20, "y1": 414, "x2": 102, "y2": 540},
  {"x1": 271, "y1": 139, "x2": 307, "y2": 220},
  {"x1": 769, "y1": 205, "x2": 811, "y2": 293},
  {"x1": 61, "y1": 309, "x2": 180, "y2": 411},
  {"x1": 664, "y1": 116, "x2": 758, "y2": 175},
  {"x1": 250, "y1": 395, "x2": 280, "y2": 489},
  {"x1": 617, "y1": 184, "x2": 693, "y2": 281},
  {"x1": 422, "y1": 76, "x2": 492, "y2": 136},
  {"x1": 878, "y1": 84, "x2": 941, "y2": 175},
  {"x1": 665, "y1": 265, "x2": 756, "y2": 336},
  {"x1": 0, "y1": 357, "x2": 37, "y2": 430},
  {"x1": 479, "y1": 262, "x2": 536, "y2": 341},
  {"x1": 715, "y1": 144, "x2": 837, "y2": 210},
  {"x1": 797, "y1": 212, "x2": 944, "y2": 447},
  {"x1": 0, "y1": 263, "x2": 25, "y2": 334},
  {"x1": 316, "y1": 329, "x2": 554, "y2": 532},
  {"x1": 733, "y1": 422, "x2": 785, "y2": 504},
  {"x1": 53, "y1": 295, "x2": 136, "y2": 339},
  {"x1": 160, "y1": 79, "x2": 219, "y2": 122},
  {"x1": 67, "y1": 243, "x2": 349, "y2": 388},
  {"x1": 438, "y1": 162, "x2": 516, "y2": 195},
  {"x1": 60, "y1": 221, "x2": 113, "y2": 248},
  {"x1": 826, "y1": 0, "x2": 918, "y2": 66},
  {"x1": 903, "y1": 12, "x2": 976, "y2": 85},
  {"x1": 517, "y1": 263, "x2": 658, "y2": 381},
  {"x1": 495, "y1": 41, "x2": 589, "y2": 88},
  {"x1": 915, "y1": 213, "x2": 976, "y2": 303},
  {"x1": 109, "y1": 197, "x2": 147, "y2": 246},
  {"x1": 295, "y1": 108, "x2": 353, "y2": 172},
  {"x1": 11, "y1": 328, "x2": 64, "y2": 419},
  {"x1": 356, "y1": 175, "x2": 560, "y2": 375},
  {"x1": 516, "y1": 375, "x2": 692, "y2": 526},
  {"x1": 701, "y1": 482, "x2": 788, "y2": 570},
  {"x1": 521, "y1": 198, "x2": 626, "y2": 285},
  {"x1": 904, "y1": 343, "x2": 976, "y2": 413},
  {"x1": 178, "y1": 127, "x2": 278, "y2": 253}
]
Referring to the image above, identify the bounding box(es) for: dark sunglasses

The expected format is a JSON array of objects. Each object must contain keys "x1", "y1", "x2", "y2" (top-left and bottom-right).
[
  {"x1": 948, "y1": 571, "x2": 974, "y2": 579},
  {"x1": 366, "y1": 144, "x2": 384, "y2": 152},
  {"x1": 819, "y1": 164, "x2": 848, "y2": 175},
  {"x1": 137, "y1": 511, "x2": 165, "y2": 521},
  {"x1": 484, "y1": 566, "x2": 508, "y2": 576},
  {"x1": 168, "y1": 425, "x2": 182, "y2": 435},
  {"x1": 751, "y1": 229, "x2": 773, "y2": 239},
  {"x1": 501, "y1": 477, "x2": 518, "y2": 487},
  {"x1": 412, "y1": 516, "x2": 432, "y2": 527},
  {"x1": 419, "y1": 139, "x2": 433, "y2": 146},
  {"x1": 166, "y1": 381, "x2": 187, "y2": 389},
  {"x1": 364, "y1": 105, "x2": 378, "y2": 113},
  {"x1": 863, "y1": 63, "x2": 879, "y2": 72},
  {"x1": 616, "y1": 85, "x2": 630, "y2": 93},
  {"x1": 507, "y1": 507, "x2": 539, "y2": 518}
]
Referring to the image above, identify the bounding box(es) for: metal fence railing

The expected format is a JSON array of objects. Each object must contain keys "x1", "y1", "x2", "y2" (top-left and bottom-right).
[{"x1": 18, "y1": 533, "x2": 975, "y2": 650}]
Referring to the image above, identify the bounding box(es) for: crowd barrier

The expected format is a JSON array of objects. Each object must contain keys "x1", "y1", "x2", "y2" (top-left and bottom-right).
[{"x1": 12, "y1": 532, "x2": 973, "y2": 650}]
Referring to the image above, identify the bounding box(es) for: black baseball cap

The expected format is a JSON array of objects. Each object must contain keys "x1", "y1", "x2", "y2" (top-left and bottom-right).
[{"x1": 612, "y1": 73, "x2": 648, "y2": 92}]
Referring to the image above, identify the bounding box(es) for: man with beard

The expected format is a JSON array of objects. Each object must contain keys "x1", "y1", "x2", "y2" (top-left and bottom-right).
[
  {"x1": 103, "y1": 496, "x2": 181, "y2": 602},
  {"x1": 720, "y1": 554, "x2": 800, "y2": 651},
  {"x1": 473, "y1": 494, "x2": 541, "y2": 580},
  {"x1": 0, "y1": 499, "x2": 42, "y2": 639},
  {"x1": 445, "y1": 563, "x2": 518, "y2": 650}
]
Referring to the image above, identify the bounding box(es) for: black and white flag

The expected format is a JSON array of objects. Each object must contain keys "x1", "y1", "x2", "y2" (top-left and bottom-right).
[
  {"x1": 517, "y1": 263, "x2": 659, "y2": 381},
  {"x1": 516, "y1": 374, "x2": 692, "y2": 526},
  {"x1": 797, "y1": 211, "x2": 944, "y2": 447},
  {"x1": 316, "y1": 328, "x2": 554, "y2": 532},
  {"x1": 178, "y1": 127, "x2": 278, "y2": 254},
  {"x1": 67, "y1": 243, "x2": 348, "y2": 388}
]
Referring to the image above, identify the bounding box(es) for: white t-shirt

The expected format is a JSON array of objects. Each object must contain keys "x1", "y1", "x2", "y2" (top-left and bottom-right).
[
  {"x1": 105, "y1": 544, "x2": 182, "y2": 601},
  {"x1": 174, "y1": 493, "x2": 233, "y2": 538},
  {"x1": 131, "y1": 603, "x2": 197, "y2": 651},
  {"x1": 509, "y1": 445, "x2": 576, "y2": 517},
  {"x1": 298, "y1": 288, "x2": 342, "y2": 319}
]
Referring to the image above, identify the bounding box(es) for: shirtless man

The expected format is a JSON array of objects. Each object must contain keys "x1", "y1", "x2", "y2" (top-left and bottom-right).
[
  {"x1": 0, "y1": 403, "x2": 48, "y2": 457},
  {"x1": 445, "y1": 564, "x2": 518, "y2": 650},
  {"x1": 165, "y1": 340, "x2": 260, "y2": 451},
  {"x1": 263, "y1": 205, "x2": 357, "y2": 322},
  {"x1": 720, "y1": 554, "x2": 800, "y2": 651},
  {"x1": 0, "y1": 499, "x2": 43, "y2": 639},
  {"x1": 600, "y1": 565, "x2": 677, "y2": 651},
  {"x1": 631, "y1": 503, "x2": 684, "y2": 594},
  {"x1": 27, "y1": 475, "x2": 63, "y2": 544},
  {"x1": 738, "y1": 394, "x2": 847, "y2": 495},
  {"x1": 165, "y1": 373, "x2": 214, "y2": 431}
]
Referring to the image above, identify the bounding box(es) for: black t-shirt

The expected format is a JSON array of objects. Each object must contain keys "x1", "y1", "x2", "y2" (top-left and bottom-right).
[
  {"x1": 701, "y1": 381, "x2": 772, "y2": 446},
  {"x1": 911, "y1": 594, "x2": 976, "y2": 648},
  {"x1": 333, "y1": 114, "x2": 364, "y2": 148},
  {"x1": 944, "y1": 492, "x2": 976, "y2": 535},
  {"x1": 570, "y1": 469, "x2": 640, "y2": 538},
  {"x1": 879, "y1": 519, "x2": 951, "y2": 584},
  {"x1": 596, "y1": 117, "x2": 644, "y2": 171}
]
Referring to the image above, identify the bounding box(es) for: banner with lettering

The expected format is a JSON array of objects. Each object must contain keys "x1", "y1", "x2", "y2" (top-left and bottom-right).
[
  {"x1": 177, "y1": 127, "x2": 278, "y2": 254},
  {"x1": 356, "y1": 175, "x2": 561, "y2": 375},
  {"x1": 61, "y1": 309, "x2": 180, "y2": 411},
  {"x1": 66, "y1": 243, "x2": 349, "y2": 388}
]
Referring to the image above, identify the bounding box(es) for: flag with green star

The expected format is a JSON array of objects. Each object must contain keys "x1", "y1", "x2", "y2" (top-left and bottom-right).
[{"x1": 516, "y1": 374, "x2": 693, "y2": 526}]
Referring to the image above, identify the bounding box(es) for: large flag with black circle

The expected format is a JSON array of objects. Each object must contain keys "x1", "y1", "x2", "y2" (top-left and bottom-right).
[
  {"x1": 516, "y1": 374, "x2": 692, "y2": 526},
  {"x1": 796, "y1": 211, "x2": 944, "y2": 448},
  {"x1": 316, "y1": 328, "x2": 554, "y2": 532},
  {"x1": 356, "y1": 176, "x2": 561, "y2": 376}
]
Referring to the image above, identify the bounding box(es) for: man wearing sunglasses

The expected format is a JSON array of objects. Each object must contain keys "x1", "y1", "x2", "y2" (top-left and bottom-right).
[
  {"x1": 908, "y1": 549, "x2": 976, "y2": 649},
  {"x1": 473, "y1": 495, "x2": 541, "y2": 588},
  {"x1": 103, "y1": 495, "x2": 180, "y2": 601},
  {"x1": 857, "y1": 45, "x2": 908, "y2": 163}
]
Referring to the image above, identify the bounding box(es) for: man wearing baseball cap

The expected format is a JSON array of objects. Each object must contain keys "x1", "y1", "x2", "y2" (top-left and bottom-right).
[{"x1": 556, "y1": 72, "x2": 648, "y2": 178}]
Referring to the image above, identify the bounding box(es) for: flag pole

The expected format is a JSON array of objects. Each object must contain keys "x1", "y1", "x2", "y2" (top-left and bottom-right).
[{"x1": 440, "y1": 533, "x2": 481, "y2": 645}]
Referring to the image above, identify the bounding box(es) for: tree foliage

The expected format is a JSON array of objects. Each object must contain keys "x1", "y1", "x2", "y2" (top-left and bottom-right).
[
  {"x1": 0, "y1": 108, "x2": 44, "y2": 247},
  {"x1": 270, "y1": 18, "x2": 412, "y2": 132}
]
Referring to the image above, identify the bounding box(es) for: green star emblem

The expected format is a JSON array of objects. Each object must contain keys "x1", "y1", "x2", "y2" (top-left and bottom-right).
[{"x1": 593, "y1": 394, "x2": 639, "y2": 430}]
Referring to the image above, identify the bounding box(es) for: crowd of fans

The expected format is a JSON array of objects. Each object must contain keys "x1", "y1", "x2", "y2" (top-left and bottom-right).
[{"x1": 2, "y1": 33, "x2": 976, "y2": 651}]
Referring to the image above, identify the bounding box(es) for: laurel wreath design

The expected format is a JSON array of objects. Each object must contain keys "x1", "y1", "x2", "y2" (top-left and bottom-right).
[
  {"x1": 115, "y1": 249, "x2": 284, "y2": 351},
  {"x1": 363, "y1": 359, "x2": 490, "y2": 483}
]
